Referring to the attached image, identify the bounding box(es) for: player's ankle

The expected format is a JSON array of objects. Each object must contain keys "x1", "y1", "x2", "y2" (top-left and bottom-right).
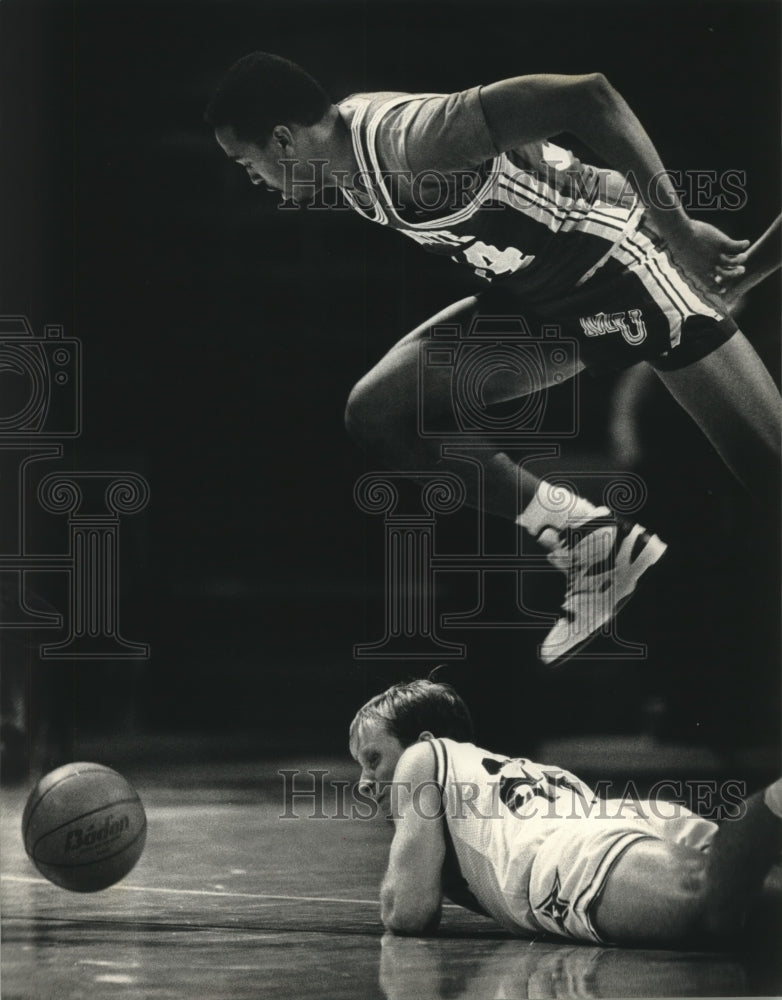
[{"x1": 516, "y1": 480, "x2": 608, "y2": 537}]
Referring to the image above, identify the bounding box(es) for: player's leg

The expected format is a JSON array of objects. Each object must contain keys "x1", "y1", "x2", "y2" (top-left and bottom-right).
[
  {"x1": 699, "y1": 783, "x2": 782, "y2": 937},
  {"x1": 650, "y1": 330, "x2": 781, "y2": 500},
  {"x1": 593, "y1": 779, "x2": 782, "y2": 947},
  {"x1": 346, "y1": 295, "x2": 566, "y2": 519},
  {"x1": 346, "y1": 297, "x2": 667, "y2": 664}
]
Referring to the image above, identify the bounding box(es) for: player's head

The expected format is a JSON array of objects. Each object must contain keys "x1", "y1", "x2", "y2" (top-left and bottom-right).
[
  {"x1": 349, "y1": 679, "x2": 474, "y2": 756},
  {"x1": 205, "y1": 52, "x2": 331, "y2": 146},
  {"x1": 349, "y1": 679, "x2": 474, "y2": 814},
  {"x1": 206, "y1": 52, "x2": 332, "y2": 200}
]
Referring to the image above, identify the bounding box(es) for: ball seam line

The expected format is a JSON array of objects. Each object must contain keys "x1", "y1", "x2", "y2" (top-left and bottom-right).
[{"x1": 22, "y1": 766, "x2": 119, "y2": 844}]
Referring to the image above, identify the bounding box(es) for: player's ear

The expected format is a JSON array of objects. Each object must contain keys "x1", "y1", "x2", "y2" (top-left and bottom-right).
[
  {"x1": 271, "y1": 125, "x2": 295, "y2": 153},
  {"x1": 417, "y1": 731, "x2": 435, "y2": 742}
]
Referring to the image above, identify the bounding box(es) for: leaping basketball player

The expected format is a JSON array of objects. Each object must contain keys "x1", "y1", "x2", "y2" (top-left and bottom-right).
[
  {"x1": 350, "y1": 679, "x2": 782, "y2": 946},
  {"x1": 206, "y1": 54, "x2": 781, "y2": 665}
]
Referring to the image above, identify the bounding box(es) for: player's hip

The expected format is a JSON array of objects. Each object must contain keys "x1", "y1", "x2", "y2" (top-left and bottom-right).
[
  {"x1": 525, "y1": 803, "x2": 718, "y2": 944},
  {"x1": 479, "y1": 226, "x2": 737, "y2": 373}
]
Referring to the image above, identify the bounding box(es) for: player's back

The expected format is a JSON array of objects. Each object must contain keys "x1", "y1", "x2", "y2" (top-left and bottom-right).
[
  {"x1": 337, "y1": 88, "x2": 642, "y2": 302},
  {"x1": 431, "y1": 738, "x2": 597, "y2": 934}
]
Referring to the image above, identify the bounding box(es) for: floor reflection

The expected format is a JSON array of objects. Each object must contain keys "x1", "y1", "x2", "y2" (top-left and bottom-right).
[{"x1": 378, "y1": 933, "x2": 751, "y2": 999}]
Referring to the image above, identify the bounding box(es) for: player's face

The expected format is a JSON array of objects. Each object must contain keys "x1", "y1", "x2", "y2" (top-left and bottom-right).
[
  {"x1": 214, "y1": 125, "x2": 287, "y2": 193},
  {"x1": 214, "y1": 124, "x2": 323, "y2": 204},
  {"x1": 351, "y1": 720, "x2": 407, "y2": 815}
]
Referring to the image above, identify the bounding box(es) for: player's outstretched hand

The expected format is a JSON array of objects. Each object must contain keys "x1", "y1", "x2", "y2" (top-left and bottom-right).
[{"x1": 665, "y1": 219, "x2": 749, "y2": 293}]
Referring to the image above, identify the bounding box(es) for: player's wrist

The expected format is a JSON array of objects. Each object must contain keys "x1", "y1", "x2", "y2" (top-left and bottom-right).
[{"x1": 647, "y1": 205, "x2": 691, "y2": 243}]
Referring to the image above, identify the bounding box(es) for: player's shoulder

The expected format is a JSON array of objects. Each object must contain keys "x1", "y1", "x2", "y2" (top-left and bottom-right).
[
  {"x1": 403, "y1": 737, "x2": 498, "y2": 774},
  {"x1": 437, "y1": 738, "x2": 521, "y2": 779},
  {"x1": 437, "y1": 736, "x2": 494, "y2": 757},
  {"x1": 338, "y1": 90, "x2": 456, "y2": 119},
  {"x1": 339, "y1": 90, "x2": 413, "y2": 106},
  {"x1": 393, "y1": 738, "x2": 441, "y2": 782}
]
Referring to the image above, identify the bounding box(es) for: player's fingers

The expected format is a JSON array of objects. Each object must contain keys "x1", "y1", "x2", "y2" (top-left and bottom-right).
[
  {"x1": 720, "y1": 238, "x2": 751, "y2": 254},
  {"x1": 714, "y1": 264, "x2": 746, "y2": 278},
  {"x1": 719, "y1": 250, "x2": 750, "y2": 265}
]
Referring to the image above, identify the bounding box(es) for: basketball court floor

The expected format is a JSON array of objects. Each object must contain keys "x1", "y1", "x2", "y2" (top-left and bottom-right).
[{"x1": 2, "y1": 757, "x2": 780, "y2": 1000}]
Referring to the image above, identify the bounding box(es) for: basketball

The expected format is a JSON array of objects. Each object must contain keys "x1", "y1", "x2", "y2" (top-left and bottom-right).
[{"x1": 22, "y1": 762, "x2": 147, "y2": 893}]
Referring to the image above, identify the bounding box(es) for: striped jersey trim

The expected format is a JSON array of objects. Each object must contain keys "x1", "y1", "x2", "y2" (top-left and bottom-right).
[
  {"x1": 578, "y1": 831, "x2": 653, "y2": 942},
  {"x1": 363, "y1": 95, "x2": 502, "y2": 230},
  {"x1": 497, "y1": 169, "x2": 640, "y2": 245},
  {"x1": 431, "y1": 737, "x2": 448, "y2": 793},
  {"x1": 609, "y1": 228, "x2": 723, "y2": 349},
  {"x1": 343, "y1": 99, "x2": 388, "y2": 224},
  {"x1": 348, "y1": 94, "x2": 643, "y2": 273},
  {"x1": 629, "y1": 230, "x2": 722, "y2": 316},
  {"x1": 345, "y1": 92, "x2": 662, "y2": 296}
]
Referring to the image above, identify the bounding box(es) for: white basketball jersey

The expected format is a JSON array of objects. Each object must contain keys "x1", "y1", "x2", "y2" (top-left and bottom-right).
[
  {"x1": 430, "y1": 738, "x2": 599, "y2": 934},
  {"x1": 339, "y1": 88, "x2": 642, "y2": 306}
]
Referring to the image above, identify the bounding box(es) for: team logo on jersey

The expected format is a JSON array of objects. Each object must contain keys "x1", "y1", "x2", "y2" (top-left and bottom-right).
[
  {"x1": 535, "y1": 871, "x2": 573, "y2": 932},
  {"x1": 400, "y1": 233, "x2": 536, "y2": 282},
  {"x1": 482, "y1": 757, "x2": 590, "y2": 815},
  {"x1": 579, "y1": 309, "x2": 648, "y2": 345},
  {"x1": 460, "y1": 240, "x2": 536, "y2": 280},
  {"x1": 400, "y1": 229, "x2": 474, "y2": 248}
]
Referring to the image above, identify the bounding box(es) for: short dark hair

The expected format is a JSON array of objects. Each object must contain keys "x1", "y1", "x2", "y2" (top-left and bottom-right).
[
  {"x1": 204, "y1": 52, "x2": 331, "y2": 144},
  {"x1": 349, "y1": 679, "x2": 474, "y2": 753}
]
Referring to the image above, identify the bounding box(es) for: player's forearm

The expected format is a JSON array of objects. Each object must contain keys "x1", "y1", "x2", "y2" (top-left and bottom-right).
[{"x1": 566, "y1": 75, "x2": 689, "y2": 242}]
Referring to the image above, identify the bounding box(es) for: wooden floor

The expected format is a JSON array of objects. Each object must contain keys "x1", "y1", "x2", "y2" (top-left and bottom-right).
[{"x1": 1, "y1": 759, "x2": 779, "y2": 1000}]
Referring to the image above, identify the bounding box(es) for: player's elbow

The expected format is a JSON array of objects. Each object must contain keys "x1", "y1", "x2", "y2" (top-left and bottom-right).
[
  {"x1": 568, "y1": 73, "x2": 623, "y2": 136},
  {"x1": 585, "y1": 71, "x2": 610, "y2": 92},
  {"x1": 587, "y1": 73, "x2": 624, "y2": 114},
  {"x1": 383, "y1": 907, "x2": 441, "y2": 936},
  {"x1": 381, "y1": 886, "x2": 442, "y2": 936},
  {"x1": 581, "y1": 72, "x2": 615, "y2": 107}
]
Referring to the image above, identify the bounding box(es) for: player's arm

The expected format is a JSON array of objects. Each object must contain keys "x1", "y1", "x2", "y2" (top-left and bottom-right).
[
  {"x1": 380, "y1": 741, "x2": 445, "y2": 936},
  {"x1": 478, "y1": 74, "x2": 749, "y2": 286}
]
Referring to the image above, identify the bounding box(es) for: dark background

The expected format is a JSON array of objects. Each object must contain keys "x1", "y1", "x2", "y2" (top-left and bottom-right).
[{"x1": 1, "y1": 0, "x2": 780, "y2": 769}]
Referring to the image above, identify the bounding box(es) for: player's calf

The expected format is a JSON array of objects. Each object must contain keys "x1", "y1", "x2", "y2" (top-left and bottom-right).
[{"x1": 700, "y1": 781, "x2": 782, "y2": 942}]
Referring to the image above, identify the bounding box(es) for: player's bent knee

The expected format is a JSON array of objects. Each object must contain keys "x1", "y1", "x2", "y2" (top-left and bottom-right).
[
  {"x1": 344, "y1": 374, "x2": 409, "y2": 450},
  {"x1": 344, "y1": 380, "x2": 366, "y2": 443},
  {"x1": 345, "y1": 377, "x2": 383, "y2": 446}
]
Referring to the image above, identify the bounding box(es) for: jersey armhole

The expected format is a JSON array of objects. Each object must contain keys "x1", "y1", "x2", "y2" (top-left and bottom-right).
[
  {"x1": 428, "y1": 738, "x2": 447, "y2": 795},
  {"x1": 474, "y1": 84, "x2": 502, "y2": 159}
]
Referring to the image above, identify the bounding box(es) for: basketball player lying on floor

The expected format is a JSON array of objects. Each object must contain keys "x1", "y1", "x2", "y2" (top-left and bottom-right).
[
  {"x1": 207, "y1": 55, "x2": 782, "y2": 667},
  {"x1": 349, "y1": 680, "x2": 782, "y2": 947}
]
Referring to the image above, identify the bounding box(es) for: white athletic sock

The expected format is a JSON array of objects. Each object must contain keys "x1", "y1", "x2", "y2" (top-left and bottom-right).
[
  {"x1": 763, "y1": 778, "x2": 782, "y2": 819},
  {"x1": 516, "y1": 480, "x2": 610, "y2": 547}
]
